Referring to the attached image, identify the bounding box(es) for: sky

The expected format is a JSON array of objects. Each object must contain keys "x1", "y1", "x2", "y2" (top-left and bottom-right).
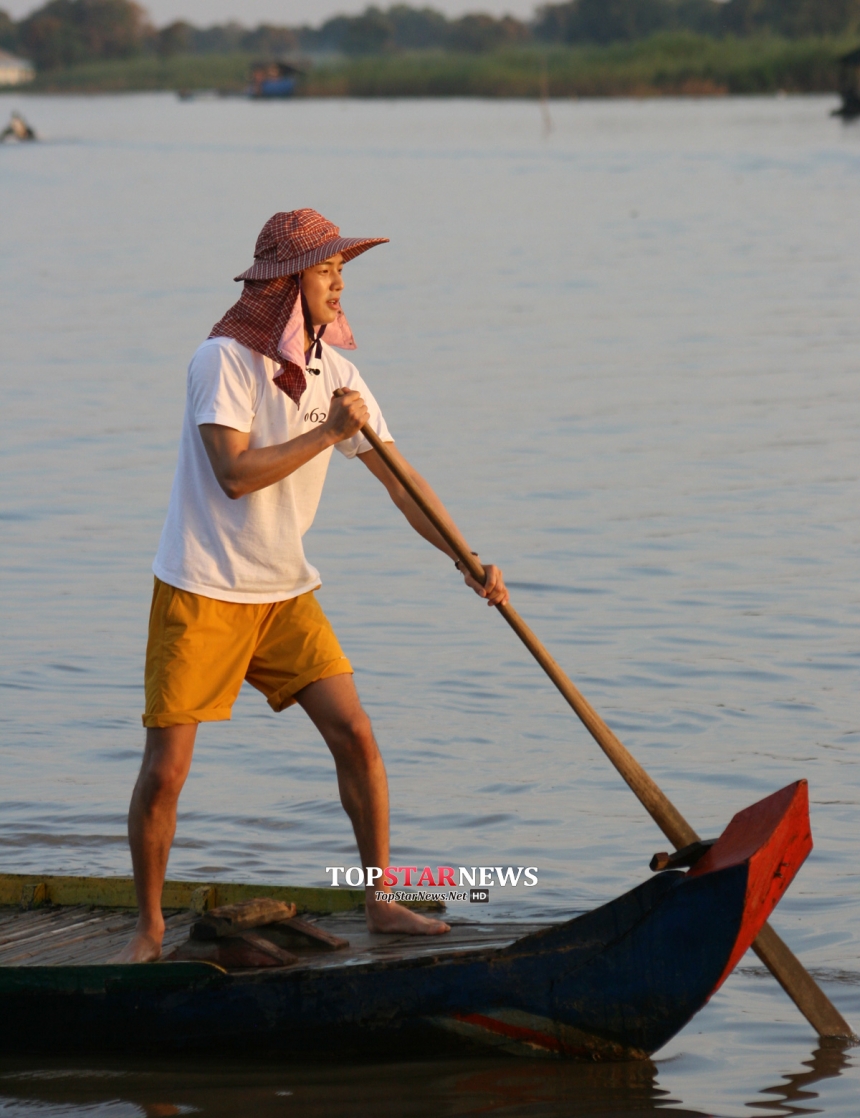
[{"x1": 1, "y1": 1, "x2": 540, "y2": 26}]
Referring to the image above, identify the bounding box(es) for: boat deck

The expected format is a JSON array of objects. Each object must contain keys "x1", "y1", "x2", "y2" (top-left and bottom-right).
[
  {"x1": 0, "y1": 905, "x2": 542, "y2": 970},
  {"x1": 0, "y1": 905, "x2": 194, "y2": 967}
]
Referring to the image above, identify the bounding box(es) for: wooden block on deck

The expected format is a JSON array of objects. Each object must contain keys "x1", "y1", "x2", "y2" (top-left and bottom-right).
[
  {"x1": 257, "y1": 916, "x2": 349, "y2": 953},
  {"x1": 191, "y1": 897, "x2": 297, "y2": 940},
  {"x1": 165, "y1": 929, "x2": 298, "y2": 969}
]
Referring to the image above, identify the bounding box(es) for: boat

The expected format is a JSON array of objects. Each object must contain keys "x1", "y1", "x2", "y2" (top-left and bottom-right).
[
  {"x1": 0, "y1": 111, "x2": 37, "y2": 142},
  {"x1": 248, "y1": 61, "x2": 302, "y2": 99},
  {"x1": 0, "y1": 781, "x2": 811, "y2": 1060},
  {"x1": 175, "y1": 61, "x2": 304, "y2": 103}
]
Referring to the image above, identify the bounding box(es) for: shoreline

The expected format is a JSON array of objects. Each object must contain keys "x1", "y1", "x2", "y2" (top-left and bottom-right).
[
  {"x1": 1, "y1": 90, "x2": 841, "y2": 103},
  {"x1": 6, "y1": 34, "x2": 853, "y2": 99}
]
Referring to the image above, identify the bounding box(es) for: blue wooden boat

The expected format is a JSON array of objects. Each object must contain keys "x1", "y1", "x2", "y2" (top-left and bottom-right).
[
  {"x1": 248, "y1": 62, "x2": 300, "y2": 99},
  {"x1": 0, "y1": 781, "x2": 811, "y2": 1060}
]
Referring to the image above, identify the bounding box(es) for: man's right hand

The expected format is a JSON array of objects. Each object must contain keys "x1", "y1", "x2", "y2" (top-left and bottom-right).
[{"x1": 324, "y1": 389, "x2": 369, "y2": 442}]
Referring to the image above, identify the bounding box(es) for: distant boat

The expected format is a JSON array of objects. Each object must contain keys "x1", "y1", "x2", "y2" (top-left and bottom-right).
[
  {"x1": 0, "y1": 111, "x2": 36, "y2": 142},
  {"x1": 0, "y1": 782, "x2": 812, "y2": 1059},
  {"x1": 248, "y1": 60, "x2": 302, "y2": 99},
  {"x1": 832, "y1": 46, "x2": 860, "y2": 119},
  {"x1": 175, "y1": 61, "x2": 305, "y2": 102}
]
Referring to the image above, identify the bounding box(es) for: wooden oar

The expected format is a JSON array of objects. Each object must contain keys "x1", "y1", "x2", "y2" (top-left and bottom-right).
[{"x1": 359, "y1": 423, "x2": 854, "y2": 1041}]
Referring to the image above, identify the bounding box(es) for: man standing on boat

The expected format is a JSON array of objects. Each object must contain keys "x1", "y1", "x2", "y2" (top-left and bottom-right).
[{"x1": 119, "y1": 210, "x2": 509, "y2": 962}]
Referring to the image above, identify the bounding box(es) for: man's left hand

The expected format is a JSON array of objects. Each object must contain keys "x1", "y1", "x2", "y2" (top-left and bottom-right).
[{"x1": 462, "y1": 563, "x2": 509, "y2": 607}]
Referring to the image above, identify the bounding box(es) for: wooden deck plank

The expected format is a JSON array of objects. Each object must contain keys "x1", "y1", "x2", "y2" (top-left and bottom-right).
[
  {"x1": 68, "y1": 920, "x2": 193, "y2": 965},
  {"x1": 0, "y1": 906, "x2": 100, "y2": 936},
  {"x1": 0, "y1": 911, "x2": 109, "y2": 958},
  {"x1": 0, "y1": 904, "x2": 540, "y2": 969},
  {"x1": 32, "y1": 913, "x2": 193, "y2": 966},
  {"x1": 2, "y1": 914, "x2": 138, "y2": 952},
  {"x1": 27, "y1": 929, "x2": 138, "y2": 966},
  {"x1": 0, "y1": 907, "x2": 193, "y2": 966},
  {"x1": 0, "y1": 911, "x2": 28, "y2": 929},
  {"x1": 2, "y1": 929, "x2": 129, "y2": 965},
  {"x1": 0, "y1": 908, "x2": 96, "y2": 952},
  {"x1": 0, "y1": 908, "x2": 77, "y2": 940}
]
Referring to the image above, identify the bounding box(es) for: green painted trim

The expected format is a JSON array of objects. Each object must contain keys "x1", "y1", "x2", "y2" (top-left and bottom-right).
[
  {"x1": 0, "y1": 873, "x2": 365, "y2": 914},
  {"x1": 0, "y1": 873, "x2": 444, "y2": 913}
]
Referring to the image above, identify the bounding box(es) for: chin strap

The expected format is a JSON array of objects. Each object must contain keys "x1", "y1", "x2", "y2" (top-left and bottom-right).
[{"x1": 306, "y1": 323, "x2": 327, "y2": 361}]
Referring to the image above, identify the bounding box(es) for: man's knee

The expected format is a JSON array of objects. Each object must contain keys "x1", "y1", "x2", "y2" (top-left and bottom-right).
[
  {"x1": 137, "y1": 727, "x2": 194, "y2": 804},
  {"x1": 327, "y1": 708, "x2": 379, "y2": 768},
  {"x1": 137, "y1": 757, "x2": 187, "y2": 805}
]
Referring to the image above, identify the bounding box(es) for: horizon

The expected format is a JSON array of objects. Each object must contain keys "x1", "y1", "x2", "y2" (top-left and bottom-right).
[{"x1": 0, "y1": 0, "x2": 541, "y2": 25}]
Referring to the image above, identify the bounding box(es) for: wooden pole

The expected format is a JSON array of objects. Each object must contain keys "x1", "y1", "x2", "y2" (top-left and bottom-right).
[{"x1": 360, "y1": 424, "x2": 854, "y2": 1041}]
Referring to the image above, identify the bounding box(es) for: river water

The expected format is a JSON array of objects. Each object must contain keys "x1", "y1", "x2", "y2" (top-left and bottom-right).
[{"x1": 1, "y1": 91, "x2": 859, "y2": 1115}]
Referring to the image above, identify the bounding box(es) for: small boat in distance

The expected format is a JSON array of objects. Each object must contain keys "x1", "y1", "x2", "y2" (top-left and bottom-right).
[
  {"x1": 0, "y1": 782, "x2": 811, "y2": 1060},
  {"x1": 0, "y1": 111, "x2": 37, "y2": 142},
  {"x1": 248, "y1": 60, "x2": 302, "y2": 99},
  {"x1": 176, "y1": 61, "x2": 305, "y2": 102}
]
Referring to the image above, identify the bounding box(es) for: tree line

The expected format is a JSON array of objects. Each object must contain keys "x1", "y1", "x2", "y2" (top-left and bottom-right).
[{"x1": 2, "y1": 0, "x2": 859, "y2": 72}]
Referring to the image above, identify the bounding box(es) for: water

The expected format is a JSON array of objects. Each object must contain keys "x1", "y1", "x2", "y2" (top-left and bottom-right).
[{"x1": 1, "y1": 92, "x2": 859, "y2": 1115}]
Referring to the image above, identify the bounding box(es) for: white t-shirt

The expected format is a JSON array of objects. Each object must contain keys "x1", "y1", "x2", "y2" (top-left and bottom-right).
[{"x1": 153, "y1": 336, "x2": 392, "y2": 603}]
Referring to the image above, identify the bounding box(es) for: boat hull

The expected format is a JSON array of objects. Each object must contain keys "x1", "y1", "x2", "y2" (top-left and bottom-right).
[{"x1": 0, "y1": 782, "x2": 811, "y2": 1060}]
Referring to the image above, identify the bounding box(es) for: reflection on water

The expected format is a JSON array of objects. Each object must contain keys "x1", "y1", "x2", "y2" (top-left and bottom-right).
[
  {"x1": 0, "y1": 1056, "x2": 699, "y2": 1117},
  {"x1": 0, "y1": 1044, "x2": 854, "y2": 1118},
  {"x1": 753, "y1": 1043, "x2": 853, "y2": 1116},
  {"x1": 2, "y1": 92, "x2": 860, "y2": 1114}
]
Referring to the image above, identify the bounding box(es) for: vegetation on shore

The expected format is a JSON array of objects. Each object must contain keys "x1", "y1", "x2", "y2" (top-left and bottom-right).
[
  {"x1": 25, "y1": 34, "x2": 852, "y2": 98},
  {"x1": 26, "y1": 52, "x2": 251, "y2": 94},
  {"x1": 304, "y1": 34, "x2": 850, "y2": 98}
]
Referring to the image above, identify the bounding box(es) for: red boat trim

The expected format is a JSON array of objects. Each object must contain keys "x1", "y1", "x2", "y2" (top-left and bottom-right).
[
  {"x1": 689, "y1": 780, "x2": 812, "y2": 995},
  {"x1": 454, "y1": 1012, "x2": 572, "y2": 1055}
]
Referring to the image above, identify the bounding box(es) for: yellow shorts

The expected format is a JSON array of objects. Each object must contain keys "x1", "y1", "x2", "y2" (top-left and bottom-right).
[{"x1": 143, "y1": 578, "x2": 353, "y2": 728}]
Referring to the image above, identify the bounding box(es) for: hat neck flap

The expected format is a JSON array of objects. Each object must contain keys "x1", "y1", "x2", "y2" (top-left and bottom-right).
[{"x1": 209, "y1": 277, "x2": 359, "y2": 408}]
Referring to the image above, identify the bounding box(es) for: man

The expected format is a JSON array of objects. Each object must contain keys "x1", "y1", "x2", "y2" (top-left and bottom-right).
[{"x1": 118, "y1": 210, "x2": 509, "y2": 963}]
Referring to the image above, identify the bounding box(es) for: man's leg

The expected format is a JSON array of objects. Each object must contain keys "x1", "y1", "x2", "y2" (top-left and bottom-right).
[
  {"x1": 296, "y1": 674, "x2": 449, "y2": 936},
  {"x1": 114, "y1": 724, "x2": 197, "y2": 962}
]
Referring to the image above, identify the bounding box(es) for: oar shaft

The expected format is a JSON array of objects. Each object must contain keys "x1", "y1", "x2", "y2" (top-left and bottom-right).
[
  {"x1": 360, "y1": 425, "x2": 853, "y2": 1039},
  {"x1": 496, "y1": 602, "x2": 697, "y2": 848}
]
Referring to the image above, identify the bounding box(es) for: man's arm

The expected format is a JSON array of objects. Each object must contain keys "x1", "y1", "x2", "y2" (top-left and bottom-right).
[
  {"x1": 199, "y1": 390, "x2": 368, "y2": 500},
  {"x1": 359, "y1": 444, "x2": 509, "y2": 607}
]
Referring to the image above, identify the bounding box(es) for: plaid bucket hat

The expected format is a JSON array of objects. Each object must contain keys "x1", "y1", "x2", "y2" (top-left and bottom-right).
[
  {"x1": 209, "y1": 209, "x2": 388, "y2": 407},
  {"x1": 235, "y1": 209, "x2": 388, "y2": 282}
]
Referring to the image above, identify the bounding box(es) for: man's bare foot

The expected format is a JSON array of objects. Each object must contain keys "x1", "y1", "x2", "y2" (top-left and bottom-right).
[
  {"x1": 113, "y1": 928, "x2": 163, "y2": 963},
  {"x1": 365, "y1": 897, "x2": 450, "y2": 936}
]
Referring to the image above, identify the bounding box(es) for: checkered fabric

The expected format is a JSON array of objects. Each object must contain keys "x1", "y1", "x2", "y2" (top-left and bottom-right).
[
  {"x1": 209, "y1": 274, "x2": 308, "y2": 406},
  {"x1": 208, "y1": 209, "x2": 387, "y2": 408},
  {"x1": 234, "y1": 209, "x2": 388, "y2": 282}
]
